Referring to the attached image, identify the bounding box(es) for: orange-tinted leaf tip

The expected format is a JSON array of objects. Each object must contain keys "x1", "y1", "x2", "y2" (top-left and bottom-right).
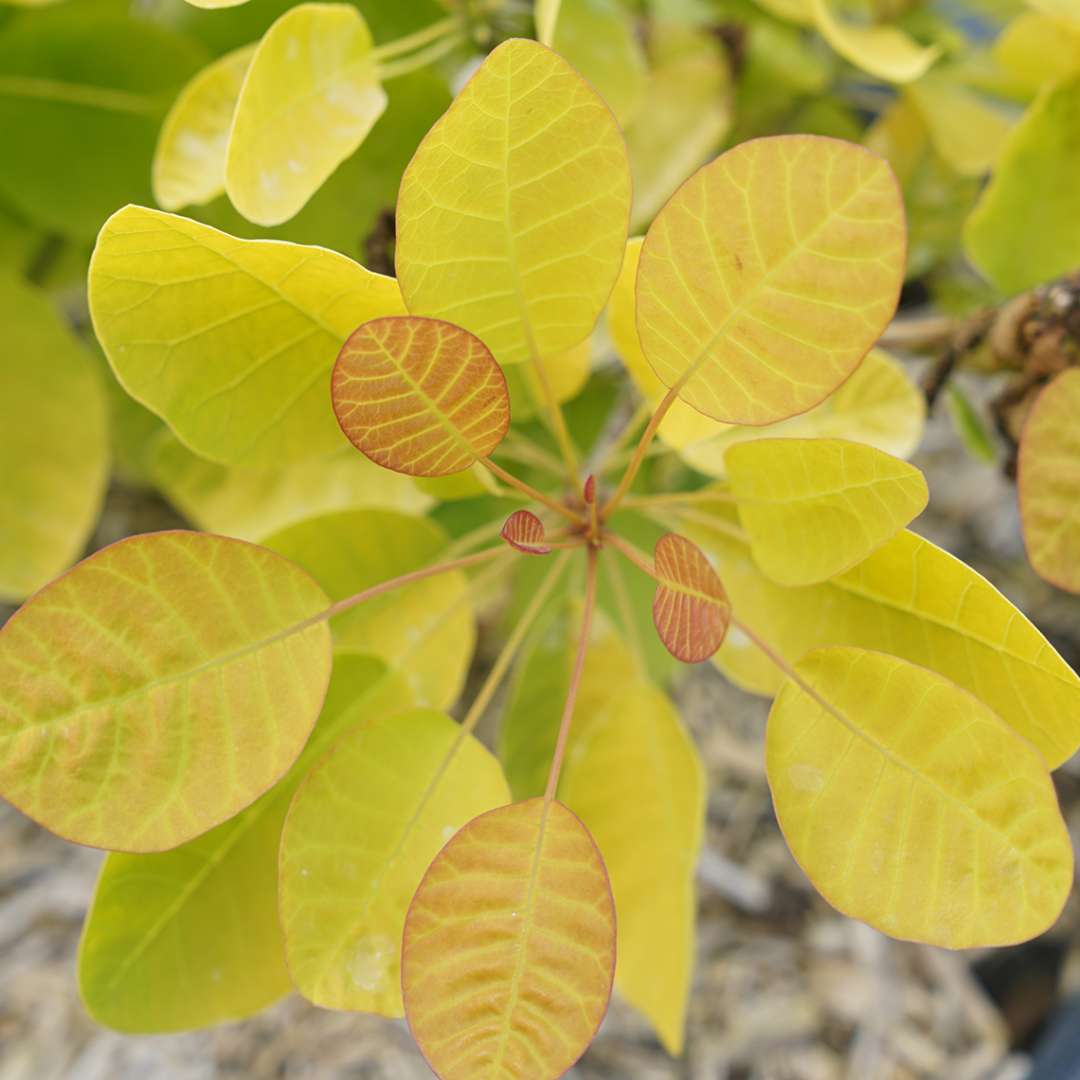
[
  {"x1": 652, "y1": 532, "x2": 732, "y2": 664},
  {"x1": 583, "y1": 474, "x2": 596, "y2": 504},
  {"x1": 331, "y1": 316, "x2": 511, "y2": 478},
  {"x1": 501, "y1": 509, "x2": 551, "y2": 555},
  {"x1": 402, "y1": 798, "x2": 616, "y2": 1080}
]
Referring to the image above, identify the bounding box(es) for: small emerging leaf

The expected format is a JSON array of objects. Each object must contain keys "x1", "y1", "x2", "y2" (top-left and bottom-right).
[
  {"x1": 1019, "y1": 368, "x2": 1080, "y2": 593},
  {"x1": 225, "y1": 3, "x2": 386, "y2": 226},
  {"x1": 332, "y1": 316, "x2": 510, "y2": 477},
  {"x1": 725, "y1": 437, "x2": 929, "y2": 585},
  {"x1": 0, "y1": 532, "x2": 332, "y2": 852},
  {"x1": 501, "y1": 509, "x2": 550, "y2": 555},
  {"x1": 402, "y1": 798, "x2": 615, "y2": 1080},
  {"x1": 652, "y1": 533, "x2": 732, "y2": 663},
  {"x1": 768, "y1": 647, "x2": 1072, "y2": 947}
]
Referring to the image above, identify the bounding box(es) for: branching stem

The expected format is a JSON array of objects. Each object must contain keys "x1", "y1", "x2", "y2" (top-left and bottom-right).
[
  {"x1": 481, "y1": 458, "x2": 585, "y2": 524},
  {"x1": 371, "y1": 15, "x2": 459, "y2": 62},
  {"x1": 377, "y1": 31, "x2": 464, "y2": 81},
  {"x1": 604, "y1": 532, "x2": 657, "y2": 582},
  {"x1": 543, "y1": 546, "x2": 599, "y2": 802}
]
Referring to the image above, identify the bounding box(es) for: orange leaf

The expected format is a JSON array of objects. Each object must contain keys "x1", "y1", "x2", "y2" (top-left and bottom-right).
[
  {"x1": 332, "y1": 316, "x2": 510, "y2": 477},
  {"x1": 402, "y1": 798, "x2": 615, "y2": 1080},
  {"x1": 501, "y1": 509, "x2": 551, "y2": 555},
  {"x1": 652, "y1": 533, "x2": 732, "y2": 663}
]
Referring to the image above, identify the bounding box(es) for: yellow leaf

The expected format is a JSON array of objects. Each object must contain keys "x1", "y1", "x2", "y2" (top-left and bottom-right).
[
  {"x1": 146, "y1": 432, "x2": 431, "y2": 541},
  {"x1": 1027, "y1": 0, "x2": 1080, "y2": 26},
  {"x1": 768, "y1": 647, "x2": 1072, "y2": 947},
  {"x1": 413, "y1": 462, "x2": 500, "y2": 501},
  {"x1": 809, "y1": 0, "x2": 941, "y2": 83},
  {"x1": 677, "y1": 349, "x2": 926, "y2": 477},
  {"x1": 395, "y1": 38, "x2": 631, "y2": 368},
  {"x1": 89, "y1": 205, "x2": 405, "y2": 467},
  {"x1": 259, "y1": 509, "x2": 474, "y2": 708},
  {"x1": 683, "y1": 508, "x2": 1080, "y2": 767},
  {"x1": 636, "y1": 135, "x2": 906, "y2": 425},
  {"x1": 78, "y1": 655, "x2": 412, "y2": 1032},
  {"x1": 332, "y1": 316, "x2": 511, "y2": 476},
  {"x1": 0, "y1": 271, "x2": 108, "y2": 602},
  {"x1": 726, "y1": 437, "x2": 929, "y2": 585},
  {"x1": 560, "y1": 681, "x2": 705, "y2": 1054},
  {"x1": 1019, "y1": 368, "x2": 1080, "y2": 593},
  {"x1": 752, "y1": 0, "x2": 814, "y2": 24},
  {"x1": 0, "y1": 532, "x2": 332, "y2": 852},
  {"x1": 994, "y1": 12, "x2": 1080, "y2": 98},
  {"x1": 153, "y1": 45, "x2": 255, "y2": 212},
  {"x1": 504, "y1": 338, "x2": 591, "y2": 421},
  {"x1": 280, "y1": 707, "x2": 510, "y2": 1014},
  {"x1": 402, "y1": 798, "x2": 615, "y2": 1079},
  {"x1": 183, "y1": 0, "x2": 249, "y2": 8},
  {"x1": 225, "y1": 3, "x2": 386, "y2": 226}
]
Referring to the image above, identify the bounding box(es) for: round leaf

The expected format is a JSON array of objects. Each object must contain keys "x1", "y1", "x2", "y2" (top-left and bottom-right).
[
  {"x1": 0, "y1": 531, "x2": 332, "y2": 852},
  {"x1": 402, "y1": 798, "x2": 616, "y2": 1080},
  {"x1": 636, "y1": 135, "x2": 906, "y2": 425},
  {"x1": 279, "y1": 707, "x2": 510, "y2": 1015},
  {"x1": 225, "y1": 3, "x2": 387, "y2": 226},
  {"x1": 501, "y1": 509, "x2": 550, "y2": 555},
  {"x1": 652, "y1": 533, "x2": 732, "y2": 663},
  {"x1": 332, "y1": 316, "x2": 511, "y2": 477},
  {"x1": 767, "y1": 647, "x2": 1073, "y2": 947},
  {"x1": 1019, "y1": 368, "x2": 1080, "y2": 593}
]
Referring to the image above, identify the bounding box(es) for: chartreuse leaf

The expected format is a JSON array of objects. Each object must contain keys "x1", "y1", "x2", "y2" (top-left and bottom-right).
[
  {"x1": 184, "y1": 0, "x2": 250, "y2": 9},
  {"x1": 0, "y1": 9, "x2": 205, "y2": 241},
  {"x1": 651, "y1": 533, "x2": 732, "y2": 663},
  {"x1": 279, "y1": 707, "x2": 509, "y2": 1014},
  {"x1": 1019, "y1": 369, "x2": 1080, "y2": 593},
  {"x1": 226, "y1": 4, "x2": 386, "y2": 227},
  {"x1": 395, "y1": 38, "x2": 631, "y2": 368},
  {"x1": 768, "y1": 647, "x2": 1072, "y2": 947},
  {"x1": 78, "y1": 654, "x2": 411, "y2": 1033},
  {"x1": 1027, "y1": 0, "x2": 1080, "y2": 25},
  {"x1": 146, "y1": 432, "x2": 430, "y2": 541},
  {"x1": 89, "y1": 205, "x2": 405, "y2": 467},
  {"x1": 995, "y1": 12, "x2": 1080, "y2": 97},
  {"x1": 402, "y1": 798, "x2": 616, "y2": 1079},
  {"x1": 503, "y1": 339, "x2": 591, "y2": 422},
  {"x1": 677, "y1": 350, "x2": 926, "y2": 478},
  {"x1": 539, "y1": 0, "x2": 647, "y2": 124},
  {"x1": 0, "y1": 532, "x2": 332, "y2": 851},
  {"x1": 808, "y1": 0, "x2": 940, "y2": 83},
  {"x1": 559, "y1": 680, "x2": 705, "y2": 1054},
  {"x1": 153, "y1": 45, "x2": 255, "y2": 212},
  {"x1": 332, "y1": 316, "x2": 511, "y2": 476},
  {"x1": 0, "y1": 272, "x2": 108, "y2": 602},
  {"x1": 260, "y1": 509, "x2": 474, "y2": 708},
  {"x1": 966, "y1": 77, "x2": 1080, "y2": 294},
  {"x1": 725, "y1": 438, "x2": 929, "y2": 585},
  {"x1": 682, "y1": 507, "x2": 1080, "y2": 768},
  {"x1": 636, "y1": 135, "x2": 906, "y2": 425}
]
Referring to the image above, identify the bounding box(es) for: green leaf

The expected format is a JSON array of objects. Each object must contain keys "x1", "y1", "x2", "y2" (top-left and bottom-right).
[
  {"x1": 683, "y1": 508, "x2": 1080, "y2": 768},
  {"x1": 725, "y1": 437, "x2": 929, "y2": 585},
  {"x1": 279, "y1": 706, "x2": 510, "y2": 1014},
  {"x1": 0, "y1": 271, "x2": 108, "y2": 601},
  {"x1": 226, "y1": 3, "x2": 386, "y2": 226},
  {"x1": 88, "y1": 205, "x2": 405, "y2": 467},
  {"x1": 0, "y1": 531, "x2": 332, "y2": 851},
  {"x1": 77, "y1": 654, "x2": 412, "y2": 1032},
  {"x1": 395, "y1": 38, "x2": 631, "y2": 368},
  {"x1": 259, "y1": 509, "x2": 475, "y2": 708},
  {"x1": 965, "y1": 76, "x2": 1080, "y2": 293},
  {"x1": 945, "y1": 383, "x2": 996, "y2": 463},
  {"x1": 768, "y1": 647, "x2": 1072, "y2": 947},
  {"x1": 0, "y1": 7, "x2": 206, "y2": 240}
]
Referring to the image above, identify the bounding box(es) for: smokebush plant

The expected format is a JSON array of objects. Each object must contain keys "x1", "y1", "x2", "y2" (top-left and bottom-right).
[{"x1": 2, "y1": 2, "x2": 1080, "y2": 1078}]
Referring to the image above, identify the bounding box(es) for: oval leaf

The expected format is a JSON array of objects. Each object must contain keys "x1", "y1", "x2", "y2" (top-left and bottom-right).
[
  {"x1": 652, "y1": 533, "x2": 732, "y2": 663},
  {"x1": 402, "y1": 798, "x2": 615, "y2": 1080},
  {"x1": 501, "y1": 509, "x2": 550, "y2": 555},
  {"x1": 89, "y1": 205, "x2": 405, "y2": 467},
  {"x1": 225, "y1": 3, "x2": 387, "y2": 226},
  {"x1": 153, "y1": 44, "x2": 255, "y2": 212},
  {"x1": 1020, "y1": 368, "x2": 1080, "y2": 593},
  {"x1": 636, "y1": 135, "x2": 906, "y2": 425},
  {"x1": 279, "y1": 707, "x2": 510, "y2": 1014},
  {"x1": 725, "y1": 437, "x2": 929, "y2": 585},
  {"x1": 768, "y1": 647, "x2": 1072, "y2": 947},
  {"x1": 78, "y1": 655, "x2": 411, "y2": 1033},
  {"x1": 395, "y1": 38, "x2": 631, "y2": 368},
  {"x1": 332, "y1": 316, "x2": 510, "y2": 477},
  {"x1": 0, "y1": 532, "x2": 332, "y2": 852}
]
